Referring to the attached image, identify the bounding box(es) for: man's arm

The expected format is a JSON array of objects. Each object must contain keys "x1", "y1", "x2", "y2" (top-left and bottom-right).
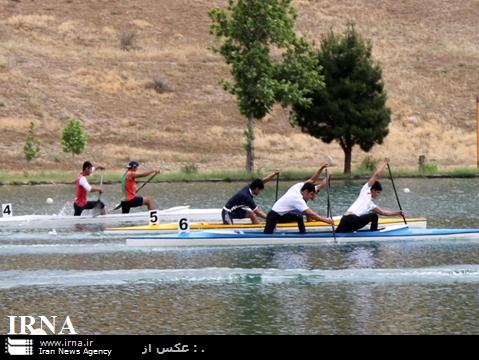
[
  {"x1": 79, "y1": 177, "x2": 95, "y2": 193},
  {"x1": 367, "y1": 158, "x2": 389, "y2": 187},
  {"x1": 244, "y1": 207, "x2": 264, "y2": 224},
  {"x1": 305, "y1": 162, "x2": 329, "y2": 184},
  {"x1": 253, "y1": 208, "x2": 267, "y2": 220},
  {"x1": 132, "y1": 169, "x2": 160, "y2": 179},
  {"x1": 315, "y1": 173, "x2": 330, "y2": 192},
  {"x1": 261, "y1": 170, "x2": 280, "y2": 184},
  {"x1": 373, "y1": 207, "x2": 405, "y2": 217},
  {"x1": 303, "y1": 208, "x2": 334, "y2": 225}
]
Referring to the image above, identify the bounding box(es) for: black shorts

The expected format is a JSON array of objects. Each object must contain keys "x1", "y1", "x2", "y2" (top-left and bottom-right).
[
  {"x1": 74, "y1": 201, "x2": 105, "y2": 216},
  {"x1": 121, "y1": 196, "x2": 144, "y2": 214},
  {"x1": 335, "y1": 213, "x2": 379, "y2": 233},
  {"x1": 264, "y1": 211, "x2": 305, "y2": 234},
  {"x1": 221, "y1": 208, "x2": 248, "y2": 225}
]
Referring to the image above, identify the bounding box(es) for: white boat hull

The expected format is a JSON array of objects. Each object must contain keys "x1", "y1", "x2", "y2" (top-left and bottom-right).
[{"x1": 0, "y1": 206, "x2": 222, "y2": 229}]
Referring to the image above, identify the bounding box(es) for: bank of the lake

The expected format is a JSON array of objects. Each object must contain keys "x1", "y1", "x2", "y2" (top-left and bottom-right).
[{"x1": 1, "y1": 167, "x2": 478, "y2": 186}]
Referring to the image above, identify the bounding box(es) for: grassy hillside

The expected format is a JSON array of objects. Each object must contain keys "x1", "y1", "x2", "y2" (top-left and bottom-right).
[{"x1": 0, "y1": 0, "x2": 478, "y2": 174}]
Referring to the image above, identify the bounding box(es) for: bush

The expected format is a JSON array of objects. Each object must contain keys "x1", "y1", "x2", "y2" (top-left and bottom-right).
[
  {"x1": 23, "y1": 121, "x2": 40, "y2": 161},
  {"x1": 145, "y1": 78, "x2": 169, "y2": 94},
  {"x1": 181, "y1": 163, "x2": 198, "y2": 174},
  {"x1": 357, "y1": 155, "x2": 377, "y2": 173},
  {"x1": 61, "y1": 117, "x2": 88, "y2": 157},
  {"x1": 119, "y1": 31, "x2": 136, "y2": 51},
  {"x1": 419, "y1": 162, "x2": 438, "y2": 175}
]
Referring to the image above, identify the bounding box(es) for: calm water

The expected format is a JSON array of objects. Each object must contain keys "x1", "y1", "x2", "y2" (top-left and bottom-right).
[{"x1": 0, "y1": 178, "x2": 478, "y2": 334}]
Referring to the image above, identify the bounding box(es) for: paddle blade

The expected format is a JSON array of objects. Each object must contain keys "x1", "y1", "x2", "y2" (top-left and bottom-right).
[
  {"x1": 324, "y1": 154, "x2": 334, "y2": 166},
  {"x1": 93, "y1": 171, "x2": 105, "y2": 217},
  {"x1": 92, "y1": 201, "x2": 103, "y2": 217}
]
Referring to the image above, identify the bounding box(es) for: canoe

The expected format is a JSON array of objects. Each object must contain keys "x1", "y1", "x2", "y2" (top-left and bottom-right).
[
  {"x1": 106, "y1": 217, "x2": 427, "y2": 234},
  {"x1": 0, "y1": 206, "x2": 223, "y2": 229},
  {"x1": 126, "y1": 226, "x2": 479, "y2": 247}
]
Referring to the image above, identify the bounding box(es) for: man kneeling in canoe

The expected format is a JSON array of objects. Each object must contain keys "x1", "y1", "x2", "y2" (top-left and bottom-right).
[
  {"x1": 335, "y1": 158, "x2": 405, "y2": 233},
  {"x1": 222, "y1": 170, "x2": 279, "y2": 225},
  {"x1": 120, "y1": 161, "x2": 160, "y2": 214},
  {"x1": 74, "y1": 161, "x2": 106, "y2": 216},
  {"x1": 264, "y1": 163, "x2": 334, "y2": 234}
]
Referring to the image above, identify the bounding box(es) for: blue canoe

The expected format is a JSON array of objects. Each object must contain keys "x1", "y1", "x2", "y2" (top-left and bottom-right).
[{"x1": 126, "y1": 225, "x2": 479, "y2": 247}]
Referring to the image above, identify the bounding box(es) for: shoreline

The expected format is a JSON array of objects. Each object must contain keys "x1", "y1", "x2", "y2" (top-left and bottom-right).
[{"x1": 1, "y1": 168, "x2": 478, "y2": 186}]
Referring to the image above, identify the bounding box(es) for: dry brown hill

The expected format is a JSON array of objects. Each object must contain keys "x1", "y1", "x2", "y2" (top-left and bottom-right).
[{"x1": 1, "y1": 0, "x2": 478, "y2": 173}]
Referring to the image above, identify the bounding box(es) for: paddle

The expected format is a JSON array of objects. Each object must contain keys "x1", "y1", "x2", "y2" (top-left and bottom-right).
[
  {"x1": 112, "y1": 172, "x2": 157, "y2": 211},
  {"x1": 325, "y1": 168, "x2": 336, "y2": 242},
  {"x1": 92, "y1": 170, "x2": 104, "y2": 217},
  {"x1": 387, "y1": 163, "x2": 407, "y2": 225},
  {"x1": 274, "y1": 173, "x2": 279, "y2": 202}
]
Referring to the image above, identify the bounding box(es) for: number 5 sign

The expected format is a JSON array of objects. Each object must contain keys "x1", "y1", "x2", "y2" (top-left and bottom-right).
[{"x1": 149, "y1": 210, "x2": 159, "y2": 225}]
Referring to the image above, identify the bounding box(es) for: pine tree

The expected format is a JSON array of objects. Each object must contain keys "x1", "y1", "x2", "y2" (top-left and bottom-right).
[{"x1": 291, "y1": 24, "x2": 391, "y2": 174}]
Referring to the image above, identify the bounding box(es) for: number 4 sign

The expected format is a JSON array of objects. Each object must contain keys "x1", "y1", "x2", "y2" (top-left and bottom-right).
[{"x1": 2, "y1": 203, "x2": 13, "y2": 217}]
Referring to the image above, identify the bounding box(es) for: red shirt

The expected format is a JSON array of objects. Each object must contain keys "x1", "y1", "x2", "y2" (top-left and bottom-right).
[
  {"x1": 122, "y1": 170, "x2": 137, "y2": 201},
  {"x1": 74, "y1": 172, "x2": 89, "y2": 207}
]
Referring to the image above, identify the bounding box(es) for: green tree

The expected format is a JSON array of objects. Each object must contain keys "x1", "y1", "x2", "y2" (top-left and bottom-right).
[
  {"x1": 291, "y1": 24, "x2": 391, "y2": 175},
  {"x1": 209, "y1": 0, "x2": 322, "y2": 173},
  {"x1": 61, "y1": 117, "x2": 88, "y2": 158},
  {"x1": 23, "y1": 121, "x2": 40, "y2": 161}
]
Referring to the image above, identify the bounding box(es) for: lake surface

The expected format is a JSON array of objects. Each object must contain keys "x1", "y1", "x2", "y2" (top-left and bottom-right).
[{"x1": 0, "y1": 178, "x2": 478, "y2": 334}]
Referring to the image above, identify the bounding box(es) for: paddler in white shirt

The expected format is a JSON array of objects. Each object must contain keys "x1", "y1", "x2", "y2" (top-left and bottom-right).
[
  {"x1": 335, "y1": 158, "x2": 406, "y2": 233},
  {"x1": 264, "y1": 162, "x2": 334, "y2": 234}
]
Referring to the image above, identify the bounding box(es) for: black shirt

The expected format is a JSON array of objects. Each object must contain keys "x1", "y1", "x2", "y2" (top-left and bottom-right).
[{"x1": 224, "y1": 185, "x2": 258, "y2": 213}]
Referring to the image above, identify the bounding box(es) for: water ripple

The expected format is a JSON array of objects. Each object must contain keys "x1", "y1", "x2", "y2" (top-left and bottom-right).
[{"x1": 1, "y1": 265, "x2": 479, "y2": 289}]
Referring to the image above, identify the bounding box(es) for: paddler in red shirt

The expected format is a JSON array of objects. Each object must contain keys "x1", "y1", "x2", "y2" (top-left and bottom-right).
[
  {"x1": 120, "y1": 161, "x2": 160, "y2": 214},
  {"x1": 74, "y1": 161, "x2": 106, "y2": 216}
]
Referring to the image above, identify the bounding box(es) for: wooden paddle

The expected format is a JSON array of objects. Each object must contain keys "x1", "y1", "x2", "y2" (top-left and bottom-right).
[
  {"x1": 387, "y1": 163, "x2": 407, "y2": 225},
  {"x1": 112, "y1": 172, "x2": 157, "y2": 211}
]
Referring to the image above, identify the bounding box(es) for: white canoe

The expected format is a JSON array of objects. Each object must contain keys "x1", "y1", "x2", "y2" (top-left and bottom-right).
[
  {"x1": 0, "y1": 206, "x2": 222, "y2": 229},
  {"x1": 106, "y1": 217, "x2": 427, "y2": 234},
  {"x1": 126, "y1": 226, "x2": 479, "y2": 247}
]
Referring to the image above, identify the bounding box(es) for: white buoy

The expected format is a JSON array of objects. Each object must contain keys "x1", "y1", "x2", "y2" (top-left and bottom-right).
[
  {"x1": 403, "y1": 188, "x2": 410, "y2": 193},
  {"x1": 46, "y1": 197, "x2": 54, "y2": 204}
]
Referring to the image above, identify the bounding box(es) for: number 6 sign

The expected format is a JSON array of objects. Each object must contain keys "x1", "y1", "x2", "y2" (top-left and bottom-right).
[{"x1": 178, "y1": 218, "x2": 190, "y2": 234}]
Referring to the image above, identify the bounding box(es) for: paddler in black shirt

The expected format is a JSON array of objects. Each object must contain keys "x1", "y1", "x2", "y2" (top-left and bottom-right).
[{"x1": 222, "y1": 170, "x2": 279, "y2": 225}]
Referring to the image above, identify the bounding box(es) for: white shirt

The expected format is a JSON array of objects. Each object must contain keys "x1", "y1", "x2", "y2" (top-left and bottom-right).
[
  {"x1": 271, "y1": 182, "x2": 309, "y2": 216},
  {"x1": 346, "y1": 183, "x2": 377, "y2": 216},
  {"x1": 78, "y1": 176, "x2": 92, "y2": 192}
]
